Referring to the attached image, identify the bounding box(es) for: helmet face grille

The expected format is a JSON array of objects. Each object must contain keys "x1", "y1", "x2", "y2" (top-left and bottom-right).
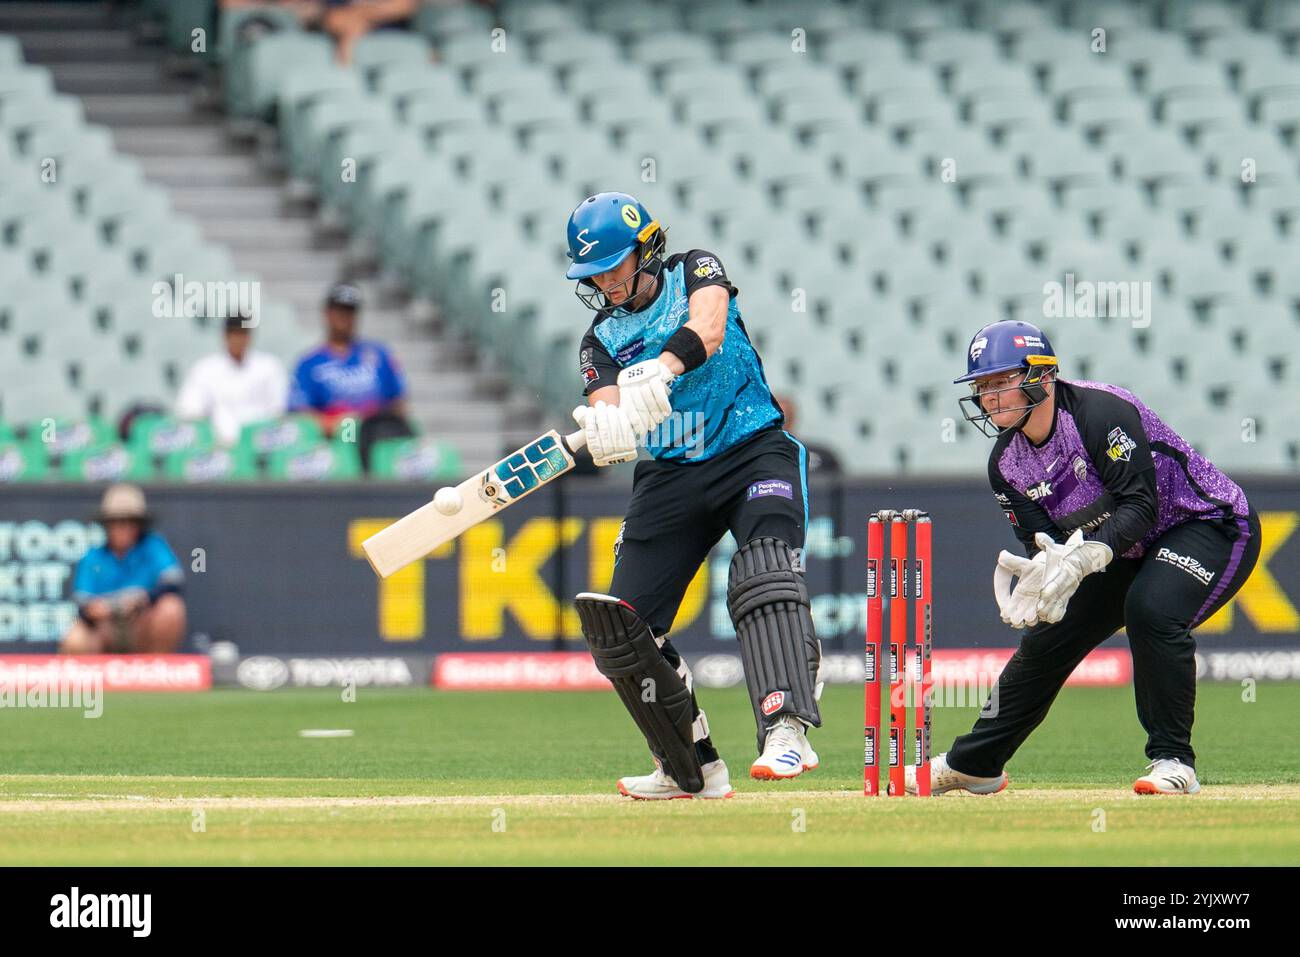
[{"x1": 573, "y1": 221, "x2": 667, "y2": 313}]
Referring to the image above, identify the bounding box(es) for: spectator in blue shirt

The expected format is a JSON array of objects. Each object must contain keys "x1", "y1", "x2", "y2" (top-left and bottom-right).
[
  {"x1": 289, "y1": 282, "x2": 414, "y2": 470},
  {"x1": 61, "y1": 484, "x2": 187, "y2": 654}
]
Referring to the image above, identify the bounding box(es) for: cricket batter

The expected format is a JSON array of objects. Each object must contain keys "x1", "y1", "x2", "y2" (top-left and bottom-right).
[
  {"x1": 564, "y1": 192, "x2": 822, "y2": 799},
  {"x1": 911, "y1": 319, "x2": 1260, "y2": 796}
]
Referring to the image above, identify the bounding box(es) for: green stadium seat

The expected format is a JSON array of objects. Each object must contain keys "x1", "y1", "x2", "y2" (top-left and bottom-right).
[
  {"x1": 160, "y1": 0, "x2": 216, "y2": 55},
  {"x1": 238, "y1": 415, "x2": 325, "y2": 458},
  {"x1": 162, "y1": 445, "x2": 258, "y2": 482},
  {"x1": 246, "y1": 32, "x2": 334, "y2": 119},
  {"x1": 414, "y1": 1, "x2": 495, "y2": 42},
  {"x1": 916, "y1": 29, "x2": 1002, "y2": 69},
  {"x1": 0, "y1": 65, "x2": 55, "y2": 105},
  {"x1": 368, "y1": 437, "x2": 464, "y2": 481},
  {"x1": 373, "y1": 62, "x2": 464, "y2": 106},
  {"x1": 531, "y1": 32, "x2": 621, "y2": 68},
  {"x1": 0, "y1": 34, "x2": 23, "y2": 67},
  {"x1": 265, "y1": 440, "x2": 362, "y2": 480},
  {"x1": 590, "y1": 1, "x2": 681, "y2": 37},
  {"x1": 60, "y1": 442, "x2": 155, "y2": 482},
  {"x1": 0, "y1": 439, "x2": 49, "y2": 482},
  {"x1": 351, "y1": 32, "x2": 432, "y2": 86},
  {"x1": 128, "y1": 413, "x2": 215, "y2": 460},
  {"x1": 217, "y1": 5, "x2": 300, "y2": 65},
  {"x1": 628, "y1": 33, "x2": 715, "y2": 71}
]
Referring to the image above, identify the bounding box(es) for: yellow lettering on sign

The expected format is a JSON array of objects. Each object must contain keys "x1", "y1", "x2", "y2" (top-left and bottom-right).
[
  {"x1": 349, "y1": 519, "x2": 452, "y2": 640},
  {"x1": 460, "y1": 517, "x2": 583, "y2": 639},
  {"x1": 1198, "y1": 511, "x2": 1298, "y2": 633}
]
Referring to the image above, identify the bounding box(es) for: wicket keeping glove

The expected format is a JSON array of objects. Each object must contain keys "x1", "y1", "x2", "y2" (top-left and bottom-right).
[
  {"x1": 572, "y1": 400, "x2": 638, "y2": 467},
  {"x1": 1035, "y1": 529, "x2": 1113, "y2": 625},
  {"x1": 993, "y1": 545, "x2": 1049, "y2": 630},
  {"x1": 615, "y1": 359, "x2": 674, "y2": 437}
]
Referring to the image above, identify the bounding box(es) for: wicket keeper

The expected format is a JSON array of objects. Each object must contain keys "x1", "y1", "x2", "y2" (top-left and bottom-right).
[
  {"x1": 565, "y1": 192, "x2": 823, "y2": 799},
  {"x1": 912, "y1": 320, "x2": 1260, "y2": 796}
]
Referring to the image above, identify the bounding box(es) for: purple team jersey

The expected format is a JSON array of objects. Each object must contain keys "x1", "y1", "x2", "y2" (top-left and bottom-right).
[{"x1": 990, "y1": 380, "x2": 1248, "y2": 560}]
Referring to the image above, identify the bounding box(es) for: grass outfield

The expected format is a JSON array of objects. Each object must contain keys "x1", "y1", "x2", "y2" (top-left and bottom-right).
[{"x1": 0, "y1": 684, "x2": 1297, "y2": 865}]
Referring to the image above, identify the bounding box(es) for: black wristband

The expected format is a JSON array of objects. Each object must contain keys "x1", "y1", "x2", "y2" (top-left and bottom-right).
[{"x1": 663, "y1": 326, "x2": 708, "y2": 373}]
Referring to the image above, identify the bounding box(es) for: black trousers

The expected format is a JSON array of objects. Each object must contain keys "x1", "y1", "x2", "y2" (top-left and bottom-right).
[
  {"x1": 610, "y1": 426, "x2": 809, "y2": 636},
  {"x1": 606, "y1": 427, "x2": 810, "y2": 764},
  {"x1": 948, "y1": 507, "x2": 1261, "y2": 776}
]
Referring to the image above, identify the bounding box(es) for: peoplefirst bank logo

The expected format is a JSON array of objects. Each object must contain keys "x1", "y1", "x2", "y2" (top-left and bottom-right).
[
  {"x1": 50, "y1": 887, "x2": 151, "y2": 937},
  {"x1": 1154, "y1": 547, "x2": 1216, "y2": 585}
]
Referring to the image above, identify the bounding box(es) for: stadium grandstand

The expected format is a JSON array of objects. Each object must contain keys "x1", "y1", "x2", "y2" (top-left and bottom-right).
[{"x1": 2, "y1": 0, "x2": 1299, "y2": 478}]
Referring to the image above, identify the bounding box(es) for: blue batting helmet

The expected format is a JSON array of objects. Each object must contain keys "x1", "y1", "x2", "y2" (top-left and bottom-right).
[
  {"x1": 564, "y1": 192, "x2": 666, "y2": 311},
  {"x1": 955, "y1": 320, "x2": 1057, "y2": 384},
  {"x1": 955, "y1": 321, "x2": 1059, "y2": 436}
]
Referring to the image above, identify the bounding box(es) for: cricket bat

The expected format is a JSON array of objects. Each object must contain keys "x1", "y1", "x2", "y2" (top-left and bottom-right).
[{"x1": 360, "y1": 428, "x2": 588, "y2": 578}]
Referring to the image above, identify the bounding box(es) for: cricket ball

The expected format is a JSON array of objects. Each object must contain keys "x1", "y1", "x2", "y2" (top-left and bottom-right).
[{"x1": 434, "y1": 487, "x2": 463, "y2": 515}]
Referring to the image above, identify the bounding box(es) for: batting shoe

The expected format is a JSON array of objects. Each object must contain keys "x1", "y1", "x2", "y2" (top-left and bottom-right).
[
  {"x1": 617, "y1": 758, "x2": 735, "y2": 800},
  {"x1": 1134, "y1": 758, "x2": 1200, "y2": 795},
  {"x1": 750, "y1": 715, "x2": 820, "y2": 780},
  {"x1": 897, "y1": 752, "x2": 1009, "y2": 795}
]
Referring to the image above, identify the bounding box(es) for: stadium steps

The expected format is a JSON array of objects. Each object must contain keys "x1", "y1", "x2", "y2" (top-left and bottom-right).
[
  {"x1": 42, "y1": 61, "x2": 186, "y2": 96},
  {"x1": 110, "y1": 126, "x2": 233, "y2": 157},
  {"x1": 135, "y1": 154, "x2": 274, "y2": 188},
  {"x1": 77, "y1": 92, "x2": 203, "y2": 126}
]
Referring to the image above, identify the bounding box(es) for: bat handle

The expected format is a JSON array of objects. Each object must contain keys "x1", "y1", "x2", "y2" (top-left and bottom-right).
[{"x1": 563, "y1": 429, "x2": 588, "y2": 453}]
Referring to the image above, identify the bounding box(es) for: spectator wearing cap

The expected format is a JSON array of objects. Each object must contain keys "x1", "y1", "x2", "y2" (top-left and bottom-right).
[
  {"x1": 61, "y1": 484, "x2": 187, "y2": 655},
  {"x1": 289, "y1": 282, "x2": 414, "y2": 470},
  {"x1": 175, "y1": 315, "x2": 290, "y2": 446}
]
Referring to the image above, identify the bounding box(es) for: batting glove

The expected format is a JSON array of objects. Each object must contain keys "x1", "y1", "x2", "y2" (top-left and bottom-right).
[
  {"x1": 615, "y1": 359, "x2": 674, "y2": 437},
  {"x1": 572, "y1": 401, "x2": 638, "y2": 467}
]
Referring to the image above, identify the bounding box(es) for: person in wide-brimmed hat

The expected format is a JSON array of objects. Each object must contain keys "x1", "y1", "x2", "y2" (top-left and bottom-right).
[{"x1": 61, "y1": 484, "x2": 186, "y2": 654}]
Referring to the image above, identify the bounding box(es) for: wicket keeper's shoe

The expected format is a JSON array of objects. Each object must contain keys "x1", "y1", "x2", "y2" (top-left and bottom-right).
[
  {"x1": 899, "y1": 752, "x2": 1009, "y2": 795},
  {"x1": 617, "y1": 758, "x2": 735, "y2": 800},
  {"x1": 750, "y1": 715, "x2": 819, "y2": 780},
  {"x1": 1133, "y1": 758, "x2": 1200, "y2": 795}
]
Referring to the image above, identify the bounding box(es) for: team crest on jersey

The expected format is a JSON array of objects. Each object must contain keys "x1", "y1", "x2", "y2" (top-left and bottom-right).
[
  {"x1": 579, "y1": 348, "x2": 598, "y2": 385},
  {"x1": 1106, "y1": 427, "x2": 1137, "y2": 462},
  {"x1": 693, "y1": 256, "x2": 723, "y2": 279},
  {"x1": 1073, "y1": 455, "x2": 1088, "y2": 481}
]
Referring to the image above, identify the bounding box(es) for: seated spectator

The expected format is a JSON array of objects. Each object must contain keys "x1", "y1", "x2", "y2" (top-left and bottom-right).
[
  {"x1": 290, "y1": 282, "x2": 414, "y2": 470},
  {"x1": 175, "y1": 315, "x2": 290, "y2": 446},
  {"x1": 321, "y1": 0, "x2": 421, "y2": 65},
  {"x1": 61, "y1": 484, "x2": 186, "y2": 655},
  {"x1": 219, "y1": 0, "x2": 420, "y2": 65},
  {"x1": 777, "y1": 394, "x2": 843, "y2": 477}
]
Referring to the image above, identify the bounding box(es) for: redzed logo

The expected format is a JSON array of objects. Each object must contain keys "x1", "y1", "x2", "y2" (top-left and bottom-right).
[{"x1": 761, "y1": 691, "x2": 785, "y2": 715}]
